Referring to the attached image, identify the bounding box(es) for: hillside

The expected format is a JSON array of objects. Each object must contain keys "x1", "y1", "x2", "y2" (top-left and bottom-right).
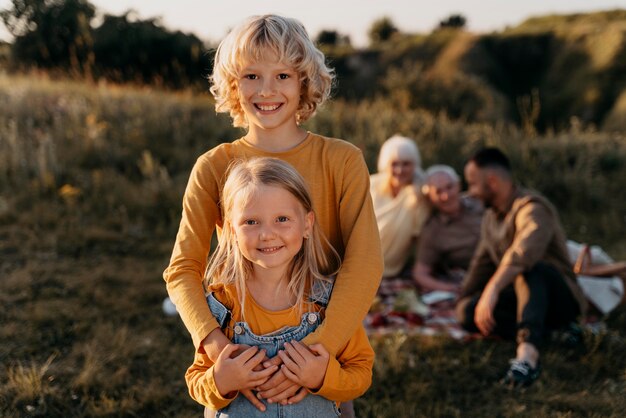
[
  {"x1": 326, "y1": 10, "x2": 626, "y2": 131},
  {"x1": 1, "y1": 73, "x2": 626, "y2": 417}
]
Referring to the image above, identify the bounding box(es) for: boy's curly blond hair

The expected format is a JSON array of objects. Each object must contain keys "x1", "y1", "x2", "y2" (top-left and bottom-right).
[{"x1": 210, "y1": 15, "x2": 334, "y2": 128}]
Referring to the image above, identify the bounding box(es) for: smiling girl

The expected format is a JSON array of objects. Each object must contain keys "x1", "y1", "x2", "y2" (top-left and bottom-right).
[{"x1": 185, "y1": 158, "x2": 374, "y2": 417}]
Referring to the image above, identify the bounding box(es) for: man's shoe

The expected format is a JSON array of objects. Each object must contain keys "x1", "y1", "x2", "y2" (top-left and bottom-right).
[{"x1": 500, "y1": 359, "x2": 541, "y2": 388}]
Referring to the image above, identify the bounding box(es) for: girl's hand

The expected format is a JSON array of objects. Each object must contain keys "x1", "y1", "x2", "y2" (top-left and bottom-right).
[
  {"x1": 278, "y1": 341, "x2": 329, "y2": 390},
  {"x1": 256, "y1": 356, "x2": 305, "y2": 405},
  {"x1": 213, "y1": 344, "x2": 278, "y2": 397},
  {"x1": 229, "y1": 344, "x2": 273, "y2": 412}
]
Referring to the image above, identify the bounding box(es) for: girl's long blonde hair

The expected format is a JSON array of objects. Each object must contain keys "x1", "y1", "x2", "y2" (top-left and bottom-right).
[
  {"x1": 210, "y1": 14, "x2": 334, "y2": 128},
  {"x1": 204, "y1": 157, "x2": 340, "y2": 317}
]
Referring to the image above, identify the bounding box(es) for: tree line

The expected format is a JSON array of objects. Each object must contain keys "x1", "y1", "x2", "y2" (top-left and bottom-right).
[
  {"x1": 0, "y1": 1, "x2": 466, "y2": 89},
  {"x1": 3, "y1": 1, "x2": 623, "y2": 131},
  {"x1": 0, "y1": 0, "x2": 211, "y2": 88}
]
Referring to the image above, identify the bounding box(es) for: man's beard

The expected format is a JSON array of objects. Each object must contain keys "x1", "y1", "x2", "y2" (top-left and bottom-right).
[{"x1": 481, "y1": 186, "x2": 496, "y2": 208}]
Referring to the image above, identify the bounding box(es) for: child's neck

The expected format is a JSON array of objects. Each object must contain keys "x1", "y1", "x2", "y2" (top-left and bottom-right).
[
  {"x1": 247, "y1": 269, "x2": 295, "y2": 311},
  {"x1": 244, "y1": 125, "x2": 308, "y2": 153}
]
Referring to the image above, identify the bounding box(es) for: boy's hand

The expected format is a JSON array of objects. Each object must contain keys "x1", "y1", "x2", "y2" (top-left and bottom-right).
[
  {"x1": 213, "y1": 344, "x2": 277, "y2": 398},
  {"x1": 256, "y1": 355, "x2": 306, "y2": 404},
  {"x1": 278, "y1": 341, "x2": 329, "y2": 390}
]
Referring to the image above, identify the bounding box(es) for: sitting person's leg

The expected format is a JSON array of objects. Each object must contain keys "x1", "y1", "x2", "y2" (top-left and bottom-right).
[
  {"x1": 456, "y1": 287, "x2": 517, "y2": 339},
  {"x1": 502, "y1": 261, "x2": 580, "y2": 387},
  {"x1": 514, "y1": 261, "x2": 580, "y2": 348}
]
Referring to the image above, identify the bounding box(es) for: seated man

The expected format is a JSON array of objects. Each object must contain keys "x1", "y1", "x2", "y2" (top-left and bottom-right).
[
  {"x1": 413, "y1": 165, "x2": 483, "y2": 293},
  {"x1": 456, "y1": 147, "x2": 587, "y2": 388}
]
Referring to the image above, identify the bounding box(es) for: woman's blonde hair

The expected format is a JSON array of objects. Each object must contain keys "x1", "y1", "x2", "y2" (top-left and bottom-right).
[
  {"x1": 210, "y1": 14, "x2": 334, "y2": 128},
  {"x1": 204, "y1": 157, "x2": 340, "y2": 318}
]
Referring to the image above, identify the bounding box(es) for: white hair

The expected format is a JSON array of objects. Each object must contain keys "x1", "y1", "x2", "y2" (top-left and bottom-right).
[
  {"x1": 377, "y1": 135, "x2": 422, "y2": 174},
  {"x1": 425, "y1": 164, "x2": 460, "y2": 184}
]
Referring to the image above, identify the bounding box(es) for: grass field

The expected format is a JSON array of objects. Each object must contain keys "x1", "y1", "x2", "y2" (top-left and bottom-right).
[{"x1": 1, "y1": 74, "x2": 626, "y2": 417}]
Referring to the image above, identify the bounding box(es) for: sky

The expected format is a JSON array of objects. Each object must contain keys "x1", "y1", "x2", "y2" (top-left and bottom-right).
[{"x1": 1, "y1": 0, "x2": 626, "y2": 47}]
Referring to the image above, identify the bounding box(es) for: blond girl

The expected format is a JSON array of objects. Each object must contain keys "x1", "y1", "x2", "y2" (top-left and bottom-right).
[{"x1": 185, "y1": 158, "x2": 374, "y2": 417}]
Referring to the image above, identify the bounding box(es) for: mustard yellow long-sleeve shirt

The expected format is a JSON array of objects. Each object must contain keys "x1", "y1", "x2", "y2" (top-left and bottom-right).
[
  {"x1": 185, "y1": 284, "x2": 375, "y2": 410},
  {"x1": 164, "y1": 132, "x2": 383, "y2": 355}
]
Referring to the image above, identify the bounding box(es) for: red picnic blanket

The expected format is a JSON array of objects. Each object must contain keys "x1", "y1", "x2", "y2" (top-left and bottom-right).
[{"x1": 365, "y1": 278, "x2": 468, "y2": 339}]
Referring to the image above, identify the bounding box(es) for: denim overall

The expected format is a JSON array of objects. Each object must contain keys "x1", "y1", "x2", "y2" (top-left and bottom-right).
[{"x1": 207, "y1": 280, "x2": 341, "y2": 418}]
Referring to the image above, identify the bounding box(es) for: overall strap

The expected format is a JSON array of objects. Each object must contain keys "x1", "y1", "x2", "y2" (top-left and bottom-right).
[
  {"x1": 308, "y1": 276, "x2": 335, "y2": 308},
  {"x1": 206, "y1": 292, "x2": 232, "y2": 329}
]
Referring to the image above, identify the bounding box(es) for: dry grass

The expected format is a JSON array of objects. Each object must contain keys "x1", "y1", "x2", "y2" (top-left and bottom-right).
[
  {"x1": 4, "y1": 355, "x2": 56, "y2": 404},
  {"x1": 1, "y1": 73, "x2": 626, "y2": 417}
]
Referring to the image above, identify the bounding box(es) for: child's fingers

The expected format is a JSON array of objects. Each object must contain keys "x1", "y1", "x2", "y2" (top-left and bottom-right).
[
  {"x1": 263, "y1": 354, "x2": 283, "y2": 369},
  {"x1": 264, "y1": 381, "x2": 302, "y2": 404},
  {"x1": 234, "y1": 346, "x2": 260, "y2": 364},
  {"x1": 217, "y1": 343, "x2": 240, "y2": 360},
  {"x1": 247, "y1": 373, "x2": 276, "y2": 390},
  {"x1": 251, "y1": 364, "x2": 279, "y2": 382},
  {"x1": 289, "y1": 340, "x2": 312, "y2": 353},
  {"x1": 256, "y1": 367, "x2": 288, "y2": 391},
  {"x1": 291, "y1": 341, "x2": 316, "y2": 359},
  {"x1": 285, "y1": 386, "x2": 309, "y2": 405},
  {"x1": 278, "y1": 349, "x2": 299, "y2": 370},
  {"x1": 240, "y1": 388, "x2": 266, "y2": 412},
  {"x1": 245, "y1": 347, "x2": 267, "y2": 367},
  {"x1": 233, "y1": 343, "x2": 254, "y2": 357},
  {"x1": 308, "y1": 343, "x2": 329, "y2": 359},
  {"x1": 280, "y1": 363, "x2": 300, "y2": 383},
  {"x1": 257, "y1": 373, "x2": 296, "y2": 399},
  {"x1": 283, "y1": 342, "x2": 306, "y2": 363}
]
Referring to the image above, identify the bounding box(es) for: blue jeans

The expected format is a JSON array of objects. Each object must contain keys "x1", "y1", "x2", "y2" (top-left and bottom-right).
[{"x1": 207, "y1": 283, "x2": 341, "y2": 418}]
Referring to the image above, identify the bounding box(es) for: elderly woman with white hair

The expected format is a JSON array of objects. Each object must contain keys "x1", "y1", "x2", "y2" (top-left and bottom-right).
[{"x1": 370, "y1": 135, "x2": 430, "y2": 278}]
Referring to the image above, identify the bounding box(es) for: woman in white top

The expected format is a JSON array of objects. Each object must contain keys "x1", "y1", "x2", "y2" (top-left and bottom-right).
[{"x1": 370, "y1": 135, "x2": 430, "y2": 278}]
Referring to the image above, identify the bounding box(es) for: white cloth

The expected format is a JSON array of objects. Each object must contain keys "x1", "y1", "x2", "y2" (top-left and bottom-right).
[
  {"x1": 567, "y1": 240, "x2": 623, "y2": 314},
  {"x1": 566, "y1": 240, "x2": 614, "y2": 265},
  {"x1": 576, "y1": 275, "x2": 624, "y2": 315},
  {"x1": 370, "y1": 173, "x2": 429, "y2": 277}
]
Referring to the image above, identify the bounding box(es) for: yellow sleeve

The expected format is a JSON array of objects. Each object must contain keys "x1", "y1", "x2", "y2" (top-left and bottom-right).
[
  {"x1": 185, "y1": 285, "x2": 240, "y2": 409},
  {"x1": 163, "y1": 153, "x2": 222, "y2": 350},
  {"x1": 310, "y1": 325, "x2": 374, "y2": 402},
  {"x1": 302, "y1": 147, "x2": 383, "y2": 355},
  {"x1": 185, "y1": 351, "x2": 238, "y2": 409}
]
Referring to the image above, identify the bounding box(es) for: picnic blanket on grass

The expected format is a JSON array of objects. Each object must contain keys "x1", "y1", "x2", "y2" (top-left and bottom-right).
[
  {"x1": 365, "y1": 278, "x2": 468, "y2": 339},
  {"x1": 364, "y1": 278, "x2": 607, "y2": 341}
]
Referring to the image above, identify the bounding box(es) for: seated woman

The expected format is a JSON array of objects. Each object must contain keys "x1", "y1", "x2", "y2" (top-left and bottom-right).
[
  {"x1": 370, "y1": 135, "x2": 430, "y2": 279},
  {"x1": 413, "y1": 165, "x2": 483, "y2": 294},
  {"x1": 368, "y1": 136, "x2": 431, "y2": 326}
]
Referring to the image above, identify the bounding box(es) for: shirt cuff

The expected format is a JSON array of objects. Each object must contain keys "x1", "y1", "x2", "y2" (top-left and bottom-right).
[
  {"x1": 208, "y1": 368, "x2": 238, "y2": 404},
  {"x1": 308, "y1": 357, "x2": 341, "y2": 399}
]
